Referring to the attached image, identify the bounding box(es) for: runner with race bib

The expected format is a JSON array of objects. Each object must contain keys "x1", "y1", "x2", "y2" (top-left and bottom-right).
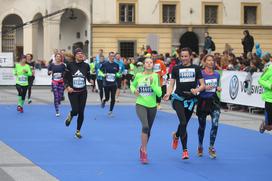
[
  {"x1": 63, "y1": 48, "x2": 91, "y2": 139},
  {"x1": 99, "y1": 52, "x2": 120, "y2": 116},
  {"x1": 131, "y1": 58, "x2": 162, "y2": 164},
  {"x1": 13, "y1": 55, "x2": 33, "y2": 113}
]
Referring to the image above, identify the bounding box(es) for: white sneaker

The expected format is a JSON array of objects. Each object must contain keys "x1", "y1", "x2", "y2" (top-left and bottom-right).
[
  {"x1": 56, "y1": 112, "x2": 60, "y2": 117},
  {"x1": 108, "y1": 111, "x2": 113, "y2": 117}
]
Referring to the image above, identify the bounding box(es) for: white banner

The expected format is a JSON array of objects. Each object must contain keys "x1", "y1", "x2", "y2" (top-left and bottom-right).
[
  {"x1": 0, "y1": 68, "x2": 51, "y2": 85},
  {"x1": 221, "y1": 71, "x2": 265, "y2": 108},
  {"x1": 33, "y1": 69, "x2": 51, "y2": 85},
  {"x1": 0, "y1": 53, "x2": 14, "y2": 67},
  {"x1": 0, "y1": 68, "x2": 91, "y2": 86},
  {"x1": 0, "y1": 68, "x2": 16, "y2": 85}
]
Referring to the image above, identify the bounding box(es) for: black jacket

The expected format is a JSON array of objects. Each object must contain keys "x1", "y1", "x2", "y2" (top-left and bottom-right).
[{"x1": 242, "y1": 35, "x2": 254, "y2": 53}]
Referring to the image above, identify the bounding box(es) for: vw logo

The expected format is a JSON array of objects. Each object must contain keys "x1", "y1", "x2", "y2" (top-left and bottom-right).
[{"x1": 229, "y1": 75, "x2": 239, "y2": 100}]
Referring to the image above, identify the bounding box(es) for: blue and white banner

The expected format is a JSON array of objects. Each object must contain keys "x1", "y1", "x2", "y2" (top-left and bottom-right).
[
  {"x1": 0, "y1": 53, "x2": 13, "y2": 67},
  {"x1": 220, "y1": 71, "x2": 264, "y2": 108}
]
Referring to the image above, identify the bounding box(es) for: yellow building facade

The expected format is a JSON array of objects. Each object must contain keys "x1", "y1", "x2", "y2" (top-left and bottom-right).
[{"x1": 92, "y1": 0, "x2": 272, "y2": 57}]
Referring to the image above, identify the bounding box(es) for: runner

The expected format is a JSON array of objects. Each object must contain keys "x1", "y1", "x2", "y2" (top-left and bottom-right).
[
  {"x1": 96, "y1": 55, "x2": 106, "y2": 102},
  {"x1": 258, "y1": 63, "x2": 272, "y2": 133},
  {"x1": 48, "y1": 53, "x2": 66, "y2": 117},
  {"x1": 196, "y1": 55, "x2": 221, "y2": 159},
  {"x1": 163, "y1": 47, "x2": 205, "y2": 160},
  {"x1": 13, "y1": 55, "x2": 32, "y2": 113},
  {"x1": 100, "y1": 52, "x2": 120, "y2": 116},
  {"x1": 26, "y1": 53, "x2": 35, "y2": 104},
  {"x1": 63, "y1": 48, "x2": 91, "y2": 139},
  {"x1": 114, "y1": 53, "x2": 124, "y2": 102},
  {"x1": 127, "y1": 58, "x2": 136, "y2": 88},
  {"x1": 152, "y1": 51, "x2": 167, "y2": 109},
  {"x1": 90, "y1": 58, "x2": 98, "y2": 92},
  {"x1": 130, "y1": 58, "x2": 162, "y2": 164}
]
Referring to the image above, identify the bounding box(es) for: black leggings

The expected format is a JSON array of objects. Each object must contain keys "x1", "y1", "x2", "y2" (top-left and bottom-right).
[
  {"x1": 16, "y1": 84, "x2": 28, "y2": 101},
  {"x1": 97, "y1": 79, "x2": 104, "y2": 101},
  {"x1": 265, "y1": 102, "x2": 272, "y2": 125},
  {"x1": 156, "y1": 87, "x2": 162, "y2": 104},
  {"x1": 136, "y1": 104, "x2": 157, "y2": 139},
  {"x1": 90, "y1": 74, "x2": 96, "y2": 89},
  {"x1": 173, "y1": 100, "x2": 194, "y2": 150},
  {"x1": 103, "y1": 85, "x2": 117, "y2": 111},
  {"x1": 68, "y1": 90, "x2": 87, "y2": 131},
  {"x1": 28, "y1": 76, "x2": 35, "y2": 99}
]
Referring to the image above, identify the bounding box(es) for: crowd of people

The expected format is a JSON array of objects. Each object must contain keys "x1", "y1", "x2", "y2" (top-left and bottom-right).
[{"x1": 12, "y1": 29, "x2": 272, "y2": 164}]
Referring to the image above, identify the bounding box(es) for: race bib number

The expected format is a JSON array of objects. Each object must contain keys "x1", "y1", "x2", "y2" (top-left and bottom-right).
[
  {"x1": 137, "y1": 78, "x2": 153, "y2": 96},
  {"x1": 106, "y1": 73, "x2": 115, "y2": 82},
  {"x1": 18, "y1": 75, "x2": 27, "y2": 83},
  {"x1": 162, "y1": 74, "x2": 168, "y2": 85},
  {"x1": 153, "y1": 63, "x2": 161, "y2": 73},
  {"x1": 73, "y1": 77, "x2": 85, "y2": 88},
  {"x1": 205, "y1": 78, "x2": 217, "y2": 92},
  {"x1": 53, "y1": 73, "x2": 62, "y2": 81},
  {"x1": 179, "y1": 68, "x2": 195, "y2": 83}
]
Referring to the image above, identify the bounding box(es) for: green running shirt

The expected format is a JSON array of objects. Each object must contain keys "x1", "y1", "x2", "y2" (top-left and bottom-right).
[
  {"x1": 131, "y1": 73, "x2": 162, "y2": 108},
  {"x1": 13, "y1": 63, "x2": 32, "y2": 86}
]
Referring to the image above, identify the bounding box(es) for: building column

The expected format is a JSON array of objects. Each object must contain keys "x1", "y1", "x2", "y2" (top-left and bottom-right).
[
  {"x1": 0, "y1": 24, "x2": 2, "y2": 52},
  {"x1": 43, "y1": 15, "x2": 61, "y2": 61},
  {"x1": 23, "y1": 24, "x2": 33, "y2": 54}
]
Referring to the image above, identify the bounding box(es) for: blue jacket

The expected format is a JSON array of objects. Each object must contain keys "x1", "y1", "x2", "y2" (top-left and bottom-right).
[{"x1": 255, "y1": 43, "x2": 262, "y2": 58}]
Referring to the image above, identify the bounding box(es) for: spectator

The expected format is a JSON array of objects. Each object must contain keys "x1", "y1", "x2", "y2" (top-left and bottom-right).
[
  {"x1": 204, "y1": 32, "x2": 213, "y2": 54},
  {"x1": 192, "y1": 52, "x2": 200, "y2": 65},
  {"x1": 241, "y1": 30, "x2": 254, "y2": 55},
  {"x1": 262, "y1": 52, "x2": 271, "y2": 70},
  {"x1": 227, "y1": 53, "x2": 240, "y2": 71},
  {"x1": 255, "y1": 43, "x2": 262, "y2": 58}
]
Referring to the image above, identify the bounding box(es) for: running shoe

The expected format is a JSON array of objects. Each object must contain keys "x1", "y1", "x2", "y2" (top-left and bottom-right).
[
  {"x1": 56, "y1": 112, "x2": 60, "y2": 117},
  {"x1": 75, "y1": 130, "x2": 82, "y2": 139},
  {"x1": 141, "y1": 149, "x2": 148, "y2": 164},
  {"x1": 208, "y1": 147, "x2": 216, "y2": 159},
  {"x1": 65, "y1": 112, "x2": 72, "y2": 127},
  {"x1": 108, "y1": 111, "x2": 113, "y2": 117},
  {"x1": 28, "y1": 99, "x2": 32, "y2": 104},
  {"x1": 197, "y1": 146, "x2": 203, "y2": 157},
  {"x1": 172, "y1": 132, "x2": 179, "y2": 150},
  {"x1": 182, "y1": 149, "x2": 189, "y2": 160},
  {"x1": 17, "y1": 106, "x2": 23, "y2": 113},
  {"x1": 101, "y1": 101, "x2": 105, "y2": 108},
  {"x1": 259, "y1": 121, "x2": 265, "y2": 134}
]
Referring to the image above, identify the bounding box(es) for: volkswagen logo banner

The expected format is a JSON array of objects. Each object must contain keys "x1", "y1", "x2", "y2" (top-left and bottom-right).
[{"x1": 229, "y1": 75, "x2": 239, "y2": 100}]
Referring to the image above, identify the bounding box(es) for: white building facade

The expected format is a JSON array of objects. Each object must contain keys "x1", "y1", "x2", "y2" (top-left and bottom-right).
[
  {"x1": 1, "y1": 0, "x2": 272, "y2": 62},
  {"x1": 0, "y1": 0, "x2": 91, "y2": 62},
  {"x1": 92, "y1": 0, "x2": 272, "y2": 57}
]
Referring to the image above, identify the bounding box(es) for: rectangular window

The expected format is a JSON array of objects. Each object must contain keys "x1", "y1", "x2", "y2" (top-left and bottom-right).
[
  {"x1": 119, "y1": 3, "x2": 135, "y2": 24},
  {"x1": 244, "y1": 6, "x2": 257, "y2": 24},
  {"x1": 205, "y1": 5, "x2": 218, "y2": 24},
  {"x1": 162, "y1": 5, "x2": 176, "y2": 23},
  {"x1": 119, "y1": 41, "x2": 136, "y2": 58},
  {"x1": 2, "y1": 25, "x2": 16, "y2": 52}
]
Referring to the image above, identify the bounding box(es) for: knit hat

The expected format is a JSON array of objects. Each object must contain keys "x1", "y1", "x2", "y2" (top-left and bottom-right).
[
  {"x1": 74, "y1": 48, "x2": 83, "y2": 56},
  {"x1": 20, "y1": 55, "x2": 26, "y2": 59}
]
